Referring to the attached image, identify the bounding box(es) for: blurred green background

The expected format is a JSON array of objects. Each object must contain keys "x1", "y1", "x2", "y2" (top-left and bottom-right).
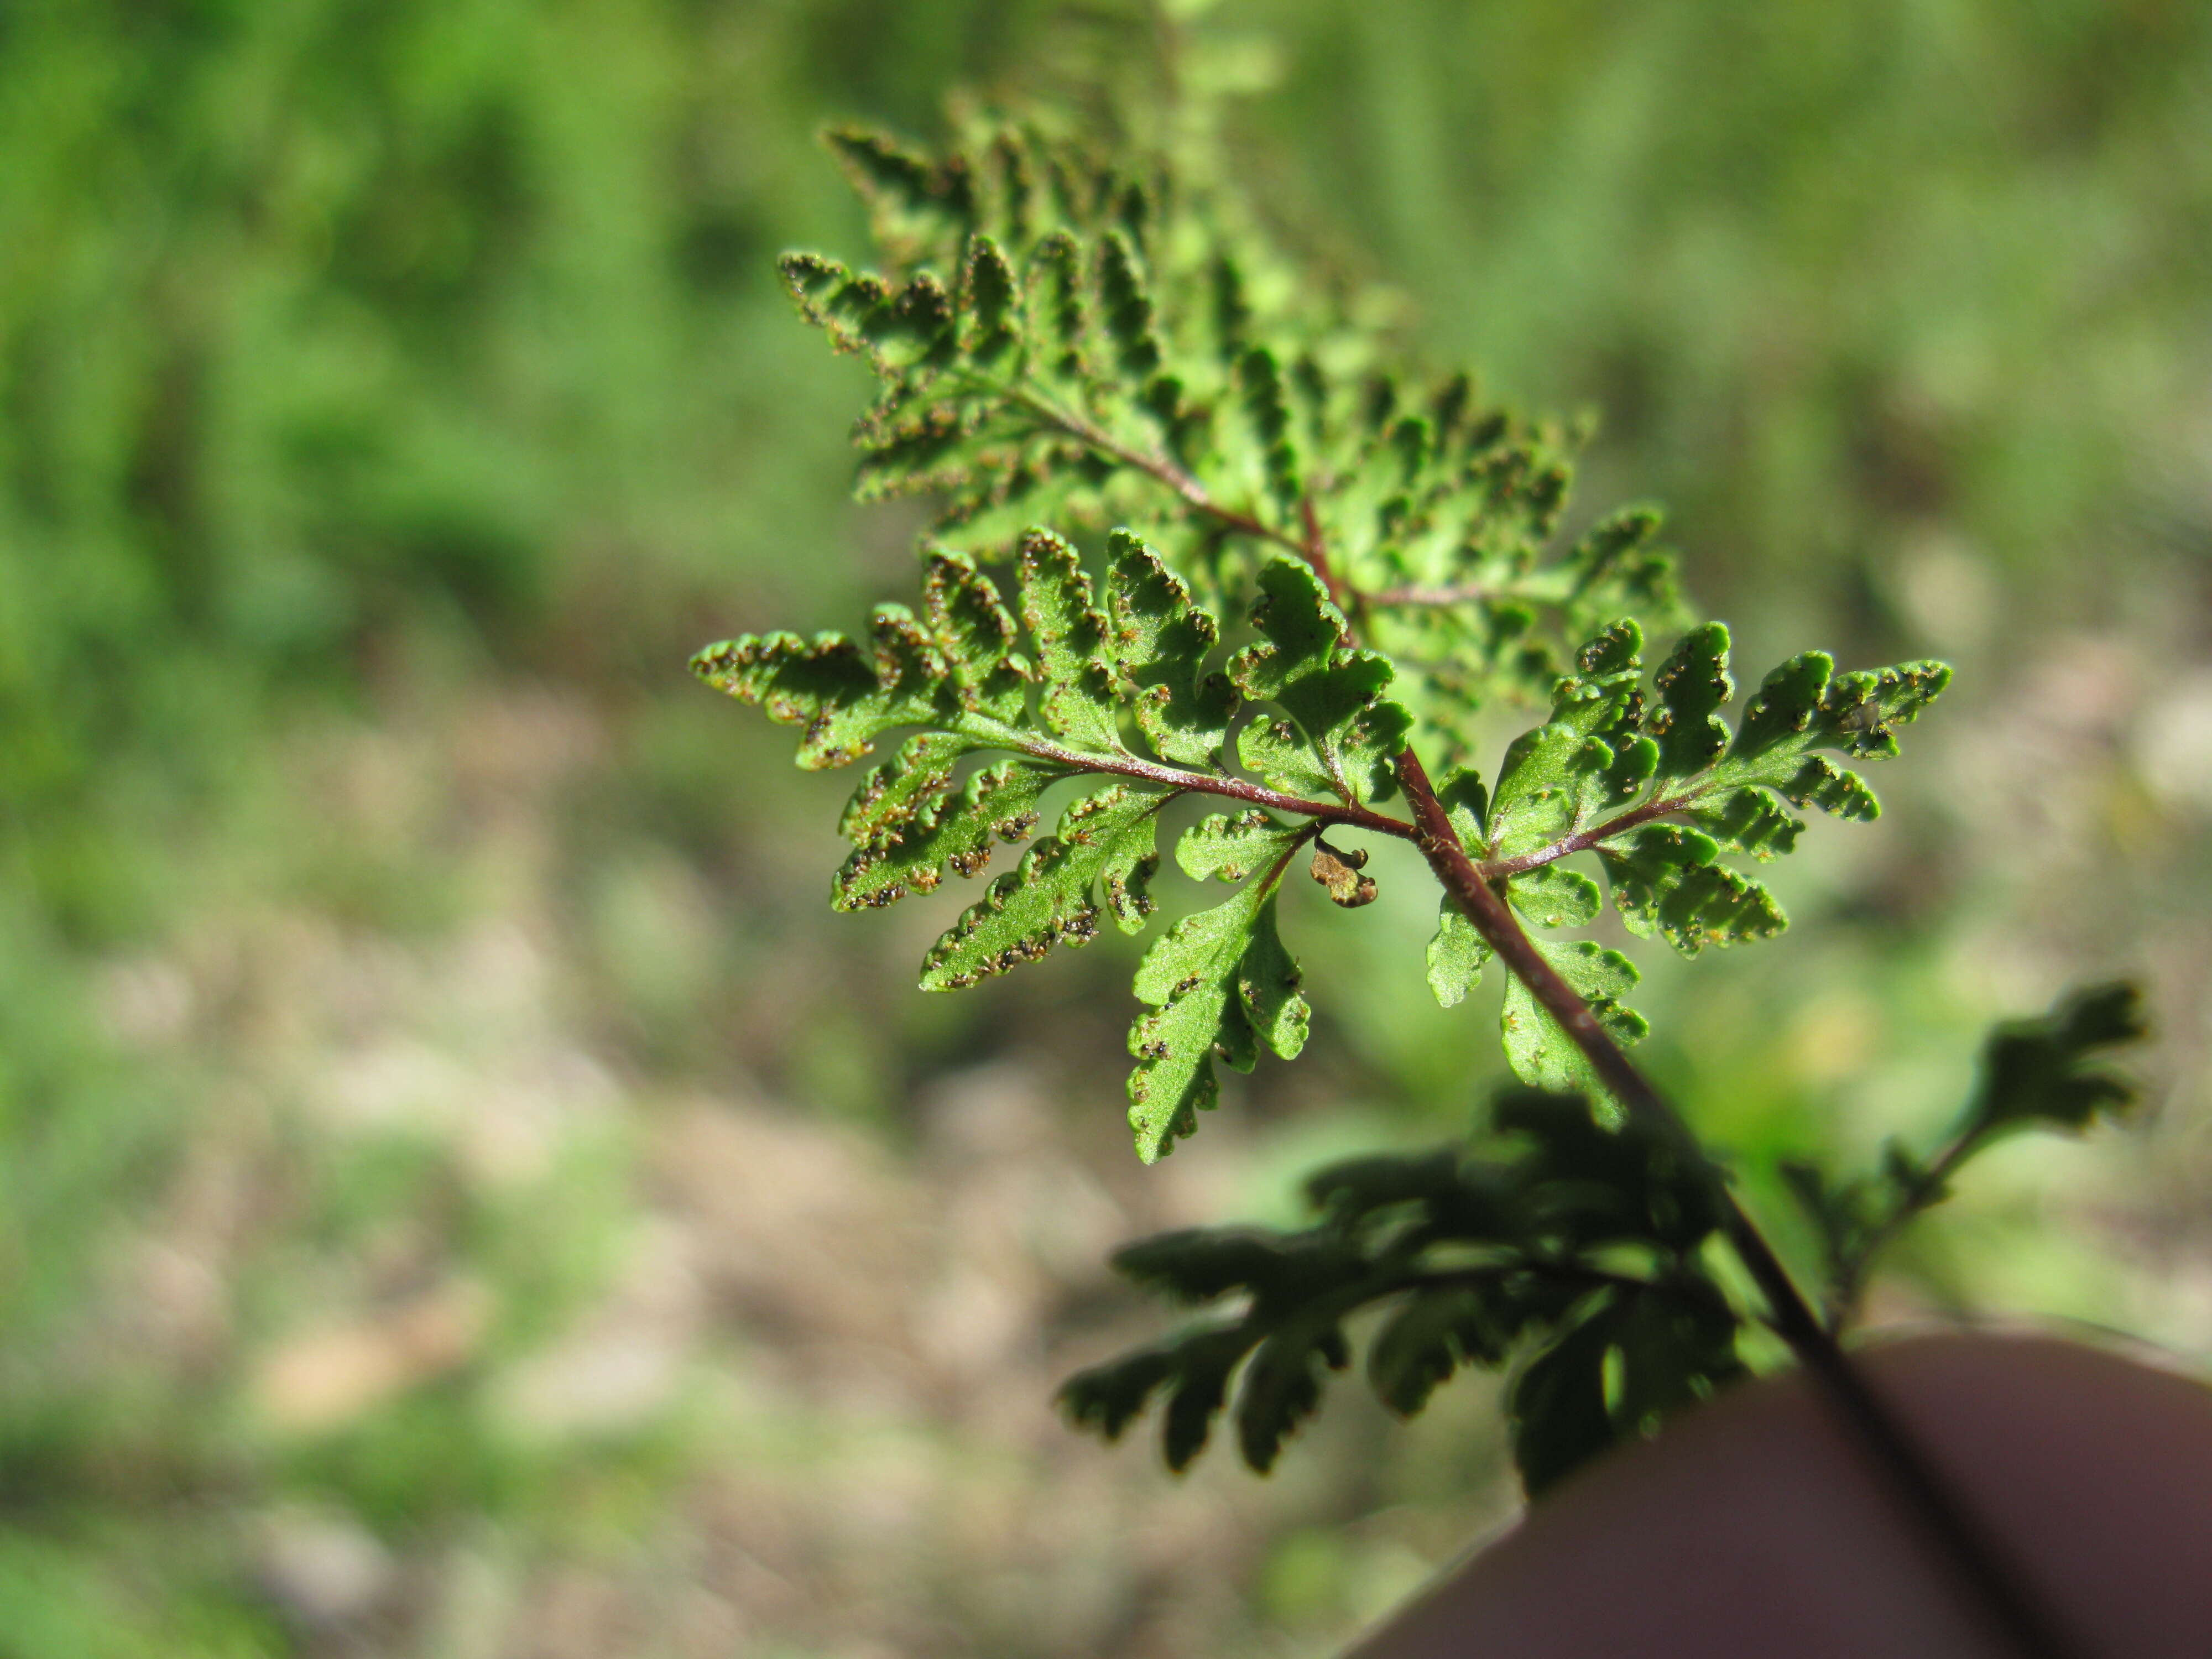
[{"x1": 3, "y1": 0, "x2": 2209, "y2": 1653}]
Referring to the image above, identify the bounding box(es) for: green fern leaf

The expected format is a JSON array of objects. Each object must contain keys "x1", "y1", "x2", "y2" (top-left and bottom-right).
[
  {"x1": 1486, "y1": 620, "x2": 1653, "y2": 859},
  {"x1": 824, "y1": 124, "x2": 975, "y2": 265},
  {"x1": 918, "y1": 782, "x2": 1167, "y2": 988},
  {"x1": 1423, "y1": 766, "x2": 1495, "y2": 1008},
  {"x1": 782, "y1": 119, "x2": 1689, "y2": 709},
  {"x1": 699, "y1": 525, "x2": 1438, "y2": 1159},
  {"x1": 1407, "y1": 617, "x2": 1952, "y2": 1091},
  {"x1": 1505, "y1": 863, "x2": 1602, "y2": 930},
  {"x1": 837, "y1": 731, "x2": 977, "y2": 843},
  {"x1": 1597, "y1": 825, "x2": 1787, "y2": 956},
  {"x1": 1109, "y1": 1227, "x2": 1306, "y2": 1305},
  {"x1": 1161, "y1": 1327, "x2": 1258, "y2": 1472},
  {"x1": 1500, "y1": 938, "x2": 1647, "y2": 1107},
  {"x1": 1506, "y1": 1304, "x2": 1616, "y2": 1498},
  {"x1": 1369, "y1": 1288, "x2": 1499, "y2": 1416},
  {"x1": 1427, "y1": 904, "x2": 1491, "y2": 1009},
  {"x1": 1105, "y1": 529, "x2": 1235, "y2": 766},
  {"x1": 1969, "y1": 982, "x2": 2146, "y2": 1136},
  {"x1": 1229, "y1": 558, "x2": 1411, "y2": 803},
  {"x1": 1060, "y1": 1343, "x2": 1180, "y2": 1442},
  {"x1": 1128, "y1": 827, "x2": 1308, "y2": 1162},
  {"x1": 1018, "y1": 529, "x2": 1120, "y2": 749},
  {"x1": 834, "y1": 758, "x2": 1066, "y2": 911},
  {"x1": 1647, "y1": 621, "x2": 1734, "y2": 784},
  {"x1": 692, "y1": 613, "x2": 945, "y2": 770},
  {"x1": 1235, "y1": 1319, "x2": 1347, "y2": 1472},
  {"x1": 1065, "y1": 1084, "x2": 1744, "y2": 1489}
]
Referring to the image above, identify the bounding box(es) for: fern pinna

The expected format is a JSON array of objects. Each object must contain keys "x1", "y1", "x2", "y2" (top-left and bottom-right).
[{"x1": 694, "y1": 114, "x2": 2145, "y2": 1563}]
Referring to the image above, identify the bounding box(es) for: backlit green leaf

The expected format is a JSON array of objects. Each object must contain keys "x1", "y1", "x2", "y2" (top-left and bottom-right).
[
  {"x1": 834, "y1": 759, "x2": 1065, "y2": 911},
  {"x1": 1505, "y1": 863, "x2": 1602, "y2": 930},
  {"x1": 1229, "y1": 558, "x2": 1410, "y2": 803},
  {"x1": 920, "y1": 782, "x2": 1168, "y2": 988},
  {"x1": 1500, "y1": 938, "x2": 1646, "y2": 1108},
  {"x1": 1486, "y1": 620, "x2": 1648, "y2": 857},
  {"x1": 1597, "y1": 825, "x2": 1787, "y2": 956},
  {"x1": 1427, "y1": 900, "x2": 1491, "y2": 1009},
  {"x1": 1129, "y1": 845, "x2": 1308, "y2": 1162},
  {"x1": 1107, "y1": 531, "x2": 1235, "y2": 768},
  {"x1": 1017, "y1": 529, "x2": 1120, "y2": 750}
]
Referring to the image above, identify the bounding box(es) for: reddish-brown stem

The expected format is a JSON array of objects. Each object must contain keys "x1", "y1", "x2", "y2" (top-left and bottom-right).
[
  {"x1": 1828, "y1": 1124, "x2": 1987, "y2": 1328},
  {"x1": 1016, "y1": 737, "x2": 1418, "y2": 842},
  {"x1": 1391, "y1": 744, "x2": 2083, "y2": 1659},
  {"x1": 1004, "y1": 368, "x2": 2070, "y2": 1655},
  {"x1": 1478, "y1": 791, "x2": 1698, "y2": 879},
  {"x1": 1297, "y1": 497, "x2": 1355, "y2": 624},
  {"x1": 1395, "y1": 747, "x2": 1676, "y2": 1131},
  {"x1": 1005, "y1": 387, "x2": 1306, "y2": 556}
]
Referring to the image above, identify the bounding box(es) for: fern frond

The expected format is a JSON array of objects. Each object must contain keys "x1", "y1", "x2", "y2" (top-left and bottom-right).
[
  {"x1": 1062, "y1": 1086, "x2": 1743, "y2": 1490},
  {"x1": 694, "y1": 526, "x2": 1417, "y2": 1160},
  {"x1": 1415, "y1": 617, "x2": 1949, "y2": 1110},
  {"x1": 707, "y1": 88, "x2": 2147, "y2": 1526},
  {"x1": 782, "y1": 120, "x2": 1688, "y2": 717}
]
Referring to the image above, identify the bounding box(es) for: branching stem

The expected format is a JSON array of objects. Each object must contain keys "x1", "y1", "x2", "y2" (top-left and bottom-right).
[
  {"x1": 1014, "y1": 736, "x2": 1417, "y2": 841},
  {"x1": 1391, "y1": 743, "x2": 2084, "y2": 1659},
  {"x1": 1478, "y1": 791, "x2": 1699, "y2": 879},
  {"x1": 1829, "y1": 1130, "x2": 1984, "y2": 1327},
  {"x1": 1297, "y1": 495, "x2": 1356, "y2": 623},
  {"x1": 1228, "y1": 490, "x2": 2074, "y2": 1657},
  {"x1": 996, "y1": 384, "x2": 1599, "y2": 644},
  {"x1": 1003, "y1": 385, "x2": 1308, "y2": 556}
]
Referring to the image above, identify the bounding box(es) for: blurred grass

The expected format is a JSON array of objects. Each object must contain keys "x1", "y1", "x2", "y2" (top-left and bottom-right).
[{"x1": 1, "y1": 1, "x2": 2209, "y2": 1653}]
